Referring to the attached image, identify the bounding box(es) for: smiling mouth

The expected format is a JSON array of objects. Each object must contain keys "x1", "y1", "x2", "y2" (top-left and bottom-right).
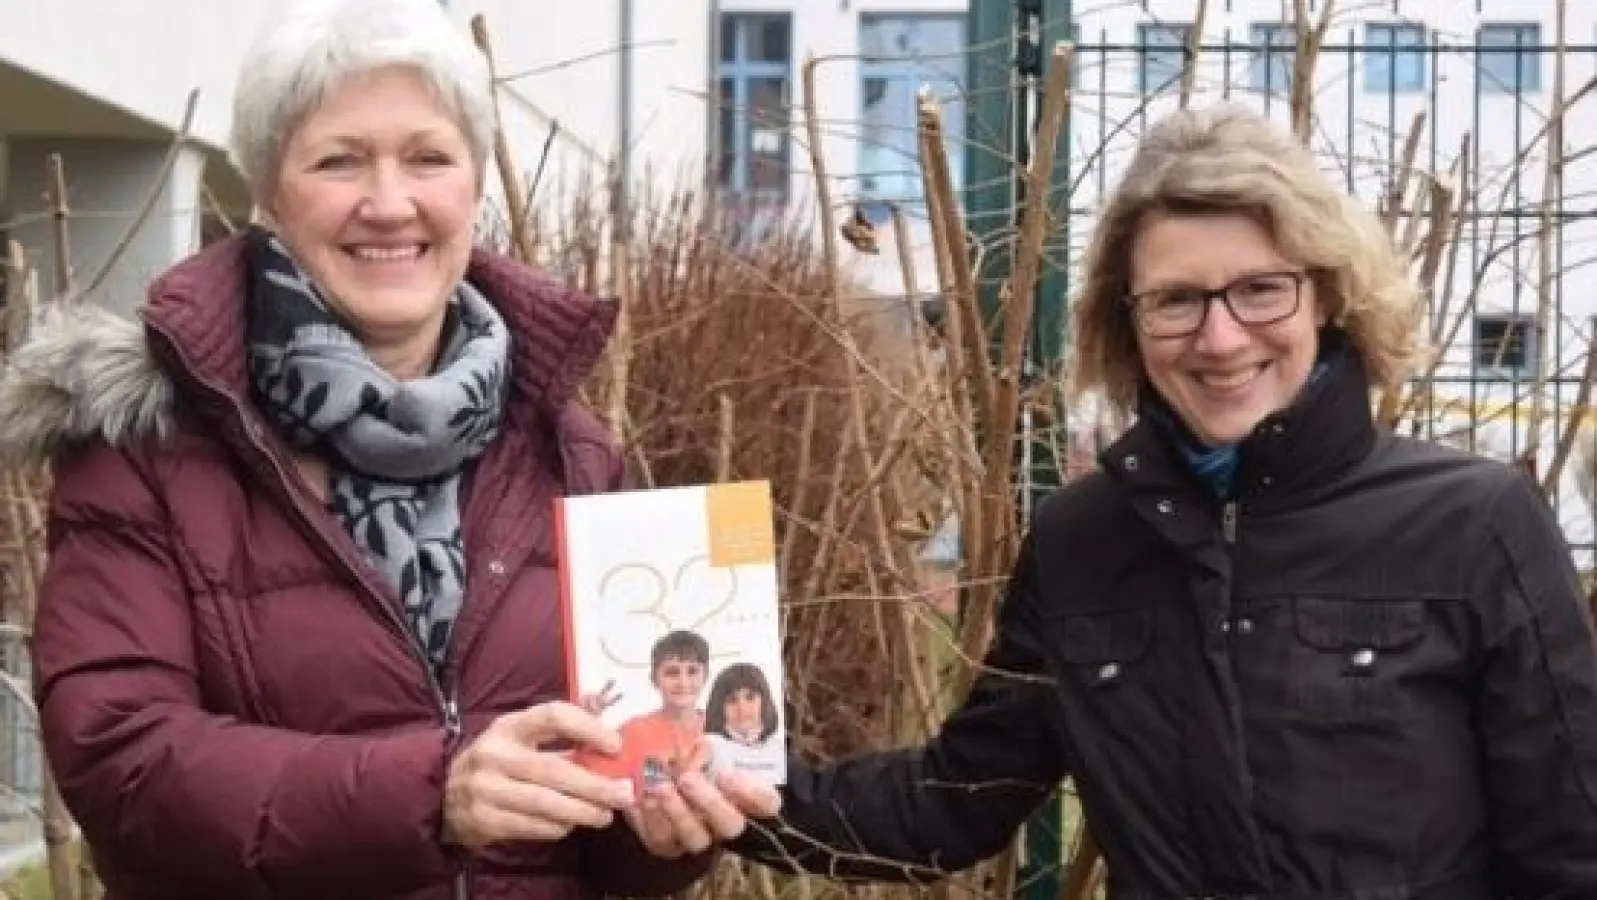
[
  {"x1": 344, "y1": 243, "x2": 428, "y2": 262},
  {"x1": 1193, "y1": 362, "x2": 1270, "y2": 391}
]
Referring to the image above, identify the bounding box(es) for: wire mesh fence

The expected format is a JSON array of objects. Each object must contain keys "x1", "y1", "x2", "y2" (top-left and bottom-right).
[{"x1": 1009, "y1": 31, "x2": 1597, "y2": 568}]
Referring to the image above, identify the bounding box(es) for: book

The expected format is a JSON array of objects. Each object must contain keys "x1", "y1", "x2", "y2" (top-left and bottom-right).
[{"x1": 557, "y1": 480, "x2": 788, "y2": 799}]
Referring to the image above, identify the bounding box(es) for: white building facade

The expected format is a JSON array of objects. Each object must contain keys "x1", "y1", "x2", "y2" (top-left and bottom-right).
[
  {"x1": 0, "y1": 0, "x2": 716, "y2": 314},
  {"x1": 710, "y1": 0, "x2": 968, "y2": 298}
]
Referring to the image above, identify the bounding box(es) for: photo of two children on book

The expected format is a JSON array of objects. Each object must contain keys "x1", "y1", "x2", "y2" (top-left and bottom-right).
[
  {"x1": 572, "y1": 631, "x2": 785, "y2": 797},
  {"x1": 559, "y1": 481, "x2": 788, "y2": 798}
]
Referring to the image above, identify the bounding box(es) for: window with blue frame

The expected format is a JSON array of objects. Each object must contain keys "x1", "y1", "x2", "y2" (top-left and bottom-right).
[
  {"x1": 1138, "y1": 23, "x2": 1191, "y2": 95},
  {"x1": 1477, "y1": 23, "x2": 1541, "y2": 94},
  {"x1": 716, "y1": 14, "x2": 793, "y2": 198},
  {"x1": 1365, "y1": 22, "x2": 1426, "y2": 92},
  {"x1": 857, "y1": 14, "x2": 965, "y2": 223},
  {"x1": 1249, "y1": 23, "x2": 1294, "y2": 97}
]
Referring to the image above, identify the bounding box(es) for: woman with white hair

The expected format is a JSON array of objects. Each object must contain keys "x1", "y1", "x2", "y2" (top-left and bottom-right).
[{"x1": 1, "y1": 1, "x2": 776, "y2": 897}]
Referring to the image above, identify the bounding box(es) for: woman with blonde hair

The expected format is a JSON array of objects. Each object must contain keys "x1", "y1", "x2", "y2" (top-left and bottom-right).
[
  {"x1": 699, "y1": 103, "x2": 1597, "y2": 898},
  {"x1": 1, "y1": 0, "x2": 775, "y2": 897}
]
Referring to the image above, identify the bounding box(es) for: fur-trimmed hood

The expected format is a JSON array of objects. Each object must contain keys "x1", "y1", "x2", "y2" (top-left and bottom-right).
[{"x1": 0, "y1": 301, "x2": 173, "y2": 468}]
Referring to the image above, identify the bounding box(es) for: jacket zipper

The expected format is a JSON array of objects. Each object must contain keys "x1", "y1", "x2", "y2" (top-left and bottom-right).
[
  {"x1": 146, "y1": 322, "x2": 472, "y2": 895},
  {"x1": 1222, "y1": 499, "x2": 1239, "y2": 545},
  {"x1": 444, "y1": 694, "x2": 471, "y2": 900}
]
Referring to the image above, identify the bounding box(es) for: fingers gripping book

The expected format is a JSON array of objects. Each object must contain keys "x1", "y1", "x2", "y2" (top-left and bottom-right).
[{"x1": 558, "y1": 480, "x2": 787, "y2": 798}]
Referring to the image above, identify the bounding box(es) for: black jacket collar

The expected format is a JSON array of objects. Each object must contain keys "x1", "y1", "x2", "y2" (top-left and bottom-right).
[{"x1": 1100, "y1": 329, "x2": 1378, "y2": 516}]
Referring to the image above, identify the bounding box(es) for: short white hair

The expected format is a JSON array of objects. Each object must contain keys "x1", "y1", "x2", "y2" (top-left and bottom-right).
[{"x1": 229, "y1": 0, "x2": 495, "y2": 199}]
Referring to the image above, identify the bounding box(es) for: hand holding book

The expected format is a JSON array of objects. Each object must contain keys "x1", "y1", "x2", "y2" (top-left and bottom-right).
[
  {"x1": 622, "y1": 766, "x2": 783, "y2": 858},
  {"x1": 440, "y1": 701, "x2": 635, "y2": 848},
  {"x1": 558, "y1": 481, "x2": 789, "y2": 795},
  {"x1": 437, "y1": 696, "x2": 779, "y2": 855},
  {"x1": 556, "y1": 480, "x2": 790, "y2": 856}
]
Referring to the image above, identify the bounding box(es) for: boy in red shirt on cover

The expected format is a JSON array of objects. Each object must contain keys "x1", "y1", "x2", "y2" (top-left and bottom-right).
[{"x1": 576, "y1": 631, "x2": 711, "y2": 797}]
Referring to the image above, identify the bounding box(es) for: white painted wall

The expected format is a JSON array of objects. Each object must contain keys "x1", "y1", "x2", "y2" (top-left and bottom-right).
[
  {"x1": 6, "y1": 139, "x2": 207, "y2": 313},
  {"x1": 719, "y1": 0, "x2": 968, "y2": 301},
  {"x1": 0, "y1": 0, "x2": 274, "y2": 308},
  {"x1": 0, "y1": 0, "x2": 714, "y2": 300},
  {"x1": 442, "y1": 0, "x2": 713, "y2": 223},
  {"x1": 0, "y1": 0, "x2": 714, "y2": 194},
  {"x1": 1, "y1": 0, "x2": 965, "y2": 297},
  {"x1": 0, "y1": 0, "x2": 272, "y2": 151}
]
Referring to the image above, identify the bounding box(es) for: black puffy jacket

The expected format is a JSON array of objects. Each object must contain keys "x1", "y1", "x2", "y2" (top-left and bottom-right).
[{"x1": 734, "y1": 337, "x2": 1597, "y2": 900}]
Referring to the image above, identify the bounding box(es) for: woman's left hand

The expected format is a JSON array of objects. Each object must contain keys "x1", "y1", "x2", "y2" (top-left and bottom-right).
[{"x1": 624, "y1": 767, "x2": 783, "y2": 857}]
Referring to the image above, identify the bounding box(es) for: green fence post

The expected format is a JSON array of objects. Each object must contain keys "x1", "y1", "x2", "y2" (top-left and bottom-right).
[{"x1": 965, "y1": 1, "x2": 1074, "y2": 898}]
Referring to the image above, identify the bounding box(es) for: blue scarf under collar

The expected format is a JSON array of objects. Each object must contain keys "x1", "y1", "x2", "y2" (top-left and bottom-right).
[{"x1": 1164, "y1": 355, "x2": 1336, "y2": 500}]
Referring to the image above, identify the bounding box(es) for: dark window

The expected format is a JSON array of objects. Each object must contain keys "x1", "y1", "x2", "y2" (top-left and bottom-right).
[
  {"x1": 1474, "y1": 314, "x2": 1537, "y2": 375},
  {"x1": 715, "y1": 14, "x2": 793, "y2": 199}
]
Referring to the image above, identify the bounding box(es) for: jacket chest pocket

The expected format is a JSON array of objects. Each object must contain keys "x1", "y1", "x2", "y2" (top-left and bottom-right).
[
  {"x1": 1274, "y1": 597, "x2": 1427, "y2": 725},
  {"x1": 1049, "y1": 607, "x2": 1155, "y2": 691}
]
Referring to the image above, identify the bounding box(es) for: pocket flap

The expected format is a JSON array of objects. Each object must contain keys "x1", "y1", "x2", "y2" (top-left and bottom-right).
[
  {"x1": 1293, "y1": 597, "x2": 1425, "y2": 651},
  {"x1": 1054, "y1": 608, "x2": 1153, "y2": 664}
]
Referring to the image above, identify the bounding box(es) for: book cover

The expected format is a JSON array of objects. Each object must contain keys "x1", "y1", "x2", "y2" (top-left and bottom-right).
[{"x1": 557, "y1": 480, "x2": 787, "y2": 799}]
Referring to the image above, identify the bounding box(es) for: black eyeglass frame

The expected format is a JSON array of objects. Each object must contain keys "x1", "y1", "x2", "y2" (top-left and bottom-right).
[{"x1": 1123, "y1": 269, "x2": 1311, "y2": 339}]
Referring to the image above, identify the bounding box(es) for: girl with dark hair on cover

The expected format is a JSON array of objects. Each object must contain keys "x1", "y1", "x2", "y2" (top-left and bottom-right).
[{"x1": 704, "y1": 663, "x2": 784, "y2": 780}]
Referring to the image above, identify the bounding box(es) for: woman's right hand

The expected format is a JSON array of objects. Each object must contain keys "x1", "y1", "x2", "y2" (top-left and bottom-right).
[{"x1": 443, "y1": 702, "x2": 636, "y2": 848}]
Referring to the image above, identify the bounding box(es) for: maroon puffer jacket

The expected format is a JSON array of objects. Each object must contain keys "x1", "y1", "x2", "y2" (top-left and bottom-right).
[{"x1": 1, "y1": 235, "x2": 713, "y2": 900}]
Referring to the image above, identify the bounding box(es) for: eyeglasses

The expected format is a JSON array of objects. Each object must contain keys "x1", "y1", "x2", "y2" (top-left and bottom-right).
[{"x1": 1125, "y1": 270, "x2": 1309, "y2": 339}]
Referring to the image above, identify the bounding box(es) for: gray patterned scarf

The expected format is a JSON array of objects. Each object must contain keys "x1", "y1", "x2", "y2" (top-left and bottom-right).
[{"x1": 244, "y1": 228, "x2": 510, "y2": 674}]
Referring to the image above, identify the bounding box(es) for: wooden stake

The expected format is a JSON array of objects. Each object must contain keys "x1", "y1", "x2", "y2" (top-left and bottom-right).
[
  {"x1": 799, "y1": 54, "x2": 838, "y2": 301},
  {"x1": 470, "y1": 14, "x2": 534, "y2": 263},
  {"x1": 1288, "y1": 0, "x2": 1334, "y2": 145},
  {"x1": 957, "y1": 42, "x2": 1074, "y2": 699},
  {"x1": 47, "y1": 155, "x2": 72, "y2": 300}
]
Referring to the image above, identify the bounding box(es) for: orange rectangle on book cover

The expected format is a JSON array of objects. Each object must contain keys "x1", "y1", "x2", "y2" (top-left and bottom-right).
[{"x1": 705, "y1": 480, "x2": 775, "y2": 568}]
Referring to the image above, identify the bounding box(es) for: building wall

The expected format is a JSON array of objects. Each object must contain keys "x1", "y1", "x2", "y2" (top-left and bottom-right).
[
  {"x1": 5, "y1": 138, "x2": 207, "y2": 313},
  {"x1": 1, "y1": 0, "x2": 959, "y2": 300},
  {"x1": 0, "y1": 0, "x2": 713, "y2": 304},
  {"x1": 442, "y1": 0, "x2": 713, "y2": 225},
  {"x1": 0, "y1": 0, "x2": 271, "y2": 150},
  {"x1": 717, "y1": 0, "x2": 967, "y2": 301}
]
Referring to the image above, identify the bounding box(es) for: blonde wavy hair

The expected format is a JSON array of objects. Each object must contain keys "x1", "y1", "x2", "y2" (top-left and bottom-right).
[{"x1": 1068, "y1": 103, "x2": 1421, "y2": 413}]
